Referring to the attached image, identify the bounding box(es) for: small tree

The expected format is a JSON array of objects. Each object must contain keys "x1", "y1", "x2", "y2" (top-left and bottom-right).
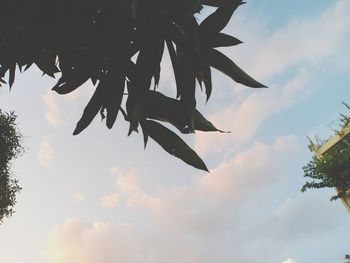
[
  {"x1": 301, "y1": 103, "x2": 350, "y2": 201},
  {"x1": 0, "y1": 109, "x2": 23, "y2": 223}
]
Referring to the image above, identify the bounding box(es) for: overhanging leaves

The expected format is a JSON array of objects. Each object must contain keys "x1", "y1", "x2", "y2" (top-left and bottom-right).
[{"x1": 1, "y1": 0, "x2": 266, "y2": 171}]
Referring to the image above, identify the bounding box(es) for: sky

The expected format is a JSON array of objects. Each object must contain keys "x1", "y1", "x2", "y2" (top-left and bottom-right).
[{"x1": 1, "y1": 1, "x2": 350, "y2": 263}]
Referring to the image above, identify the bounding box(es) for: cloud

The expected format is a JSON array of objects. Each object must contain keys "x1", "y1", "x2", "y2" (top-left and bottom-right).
[
  {"x1": 231, "y1": 0, "x2": 350, "y2": 80},
  {"x1": 43, "y1": 90, "x2": 61, "y2": 127},
  {"x1": 195, "y1": 72, "x2": 308, "y2": 155},
  {"x1": 71, "y1": 192, "x2": 85, "y2": 203},
  {"x1": 115, "y1": 171, "x2": 140, "y2": 194},
  {"x1": 100, "y1": 193, "x2": 119, "y2": 209},
  {"x1": 110, "y1": 136, "x2": 300, "y2": 238},
  {"x1": 282, "y1": 259, "x2": 297, "y2": 263},
  {"x1": 198, "y1": 137, "x2": 294, "y2": 200},
  {"x1": 49, "y1": 219, "x2": 203, "y2": 263},
  {"x1": 106, "y1": 165, "x2": 123, "y2": 176},
  {"x1": 38, "y1": 138, "x2": 53, "y2": 167}
]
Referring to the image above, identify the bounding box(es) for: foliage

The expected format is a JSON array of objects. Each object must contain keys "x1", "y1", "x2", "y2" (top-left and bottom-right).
[
  {"x1": 345, "y1": 254, "x2": 350, "y2": 263},
  {"x1": 301, "y1": 104, "x2": 350, "y2": 200},
  {"x1": 0, "y1": 109, "x2": 23, "y2": 223},
  {"x1": 0, "y1": 0, "x2": 265, "y2": 170}
]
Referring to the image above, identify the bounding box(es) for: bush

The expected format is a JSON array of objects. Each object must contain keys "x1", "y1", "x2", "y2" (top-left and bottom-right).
[{"x1": 301, "y1": 104, "x2": 350, "y2": 201}]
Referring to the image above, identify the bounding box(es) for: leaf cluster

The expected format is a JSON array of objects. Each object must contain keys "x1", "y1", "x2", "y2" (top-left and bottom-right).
[
  {"x1": 0, "y1": 109, "x2": 23, "y2": 223},
  {"x1": 0, "y1": 0, "x2": 265, "y2": 170}
]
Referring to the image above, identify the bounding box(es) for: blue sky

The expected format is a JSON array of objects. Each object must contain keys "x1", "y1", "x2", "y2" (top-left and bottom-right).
[{"x1": 1, "y1": 1, "x2": 350, "y2": 263}]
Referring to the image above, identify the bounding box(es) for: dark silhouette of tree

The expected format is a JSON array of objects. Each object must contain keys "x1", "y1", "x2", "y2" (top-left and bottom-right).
[
  {"x1": 0, "y1": 110, "x2": 23, "y2": 223},
  {"x1": 0, "y1": 0, "x2": 265, "y2": 170}
]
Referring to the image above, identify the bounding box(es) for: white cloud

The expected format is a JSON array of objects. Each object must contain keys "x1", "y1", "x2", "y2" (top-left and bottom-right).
[
  {"x1": 43, "y1": 90, "x2": 61, "y2": 127},
  {"x1": 195, "y1": 72, "x2": 308, "y2": 155},
  {"x1": 101, "y1": 193, "x2": 119, "y2": 209},
  {"x1": 38, "y1": 138, "x2": 53, "y2": 167},
  {"x1": 232, "y1": 0, "x2": 350, "y2": 80}
]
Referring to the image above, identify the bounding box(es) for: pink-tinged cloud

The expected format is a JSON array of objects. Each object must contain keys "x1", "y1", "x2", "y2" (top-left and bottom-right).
[
  {"x1": 38, "y1": 138, "x2": 53, "y2": 167},
  {"x1": 49, "y1": 219, "x2": 203, "y2": 263},
  {"x1": 101, "y1": 193, "x2": 119, "y2": 209},
  {"x1": 43, "y1": 91, "x2": 61, "y2": 127}
]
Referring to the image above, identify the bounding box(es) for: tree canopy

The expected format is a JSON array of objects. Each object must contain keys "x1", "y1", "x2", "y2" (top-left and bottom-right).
[
  {"x1": 0, "y1": 110, "x2": 23, "y2": 223},
  {"x1": 0, "y1": 0, "x2": 265, "y2": 170}
]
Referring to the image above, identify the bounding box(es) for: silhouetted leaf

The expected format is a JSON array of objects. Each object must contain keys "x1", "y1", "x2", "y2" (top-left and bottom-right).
[
  {"x1": 194, "y1": 110, "x2": 228, "y2": 132},
  {"x1": 201, "y1": 0, "x2": 233, "y2": 7},
  {"x1": 142, "y1": 120, "x2": 208, "y2": 171},
  {"x1": 166, "y1": 40, "x2": 183, "y2": 98},
  {"x1": 208, "y1": 49, "x2": 266, "y2": 88},
  {"x1": 207, "y1": 33, "x2": 242, "y2": 47},
  {"x1": 73, "y1": 83, "x2": 104, "y2": 135},
  {"x1": 140, "y1": 123, "x2": 149, "y2": 149},
  {"x1": 200, "y1": 0, "x2": 244, "y2": 34},
  {"x1": 144, "y1": 90, "x2": 225, "y2": 133},
  {"x1": 103, "y1": 69, "x2": 126, "y2": 129},
  {"x1": 52, "y1": 75, "x2": 90, "y2": 95},
  {"x1": 9, "y1": 64, "x2": 16, "y2": 89},
  {"x1": 202, "y1": 64, "x2": 212, "y2": 101}
]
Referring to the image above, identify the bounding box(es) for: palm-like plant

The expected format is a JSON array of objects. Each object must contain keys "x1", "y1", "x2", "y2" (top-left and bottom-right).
[{"x1": 0, "y1": 0, "x2": 265, "y2": 170}]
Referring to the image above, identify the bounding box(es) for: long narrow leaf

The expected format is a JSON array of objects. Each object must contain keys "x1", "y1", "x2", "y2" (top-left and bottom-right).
[
  {"x1": 73, "y1": 83, "x2": 104, "y2": 135},
  {"x1": 142, "y1": 120, "x2": 208, "y2": 171},
  {"x1": 194, "y1": 111, "x2": 228, "y2": 132},
  {"x1": 208, "y1": 49, "x2": 266, "y2": 88},
  {"x1": 202, "y1": 63, "x2": 212, "y2": 101},
  {"x1": 207, "y1": 33, "x2": 242, "y2": 47},
  {"x1": 104, "y1": 70, "x2": 126, "y2": 129},
  {"x1": 52, "y1": 75, "x2": 90, "y2": 94},
  {"x1": 166, "y1": 40, "x2": 182, "y2": 98}
]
